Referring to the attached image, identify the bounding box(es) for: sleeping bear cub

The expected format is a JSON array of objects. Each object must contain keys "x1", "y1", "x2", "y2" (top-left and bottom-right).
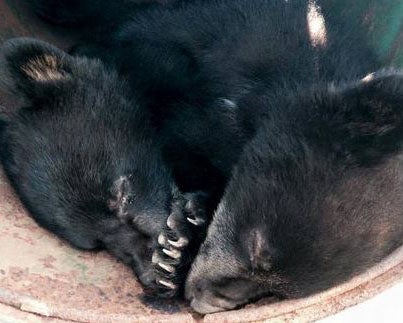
[
  {"x1": 14, "y1": 0, "x2": 403, "y2": 313},
  {"x1": 0, "y1": 38, "x2": 209, "y2": 295}
]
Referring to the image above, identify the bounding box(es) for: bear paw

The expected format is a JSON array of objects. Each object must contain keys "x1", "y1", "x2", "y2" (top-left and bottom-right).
[{"x1": 152, "y1": 191, "x2": 209, "y2": 298}]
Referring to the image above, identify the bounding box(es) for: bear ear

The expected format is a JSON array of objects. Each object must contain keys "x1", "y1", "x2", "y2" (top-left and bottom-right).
[
  {"x1": 313, "y1": 69, "x2": 403, "y2": 164},
  {"x1": 339, "y1": 70, "x2": 403, "y2": 136},
  {"x1": 247, "y1": 229, "x2": 274, "y2": 271},
  {"x1": 0, "y1": 38, "x2": 73, "y2": 98}
]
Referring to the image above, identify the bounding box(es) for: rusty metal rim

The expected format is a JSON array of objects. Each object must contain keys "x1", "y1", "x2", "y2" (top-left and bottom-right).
[{"x1": 0, "y1": 244, "x2": 403, "y2": 322}]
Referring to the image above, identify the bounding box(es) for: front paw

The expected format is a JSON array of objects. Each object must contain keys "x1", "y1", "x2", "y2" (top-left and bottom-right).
[{"x1": 152, "y1": 191, "x2": 209, "y2": 297}]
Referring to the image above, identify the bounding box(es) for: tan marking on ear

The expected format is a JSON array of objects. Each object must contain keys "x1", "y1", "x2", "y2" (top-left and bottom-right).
[{"x1": 21, "y1": 54, "x2": 66, "y2": 82}]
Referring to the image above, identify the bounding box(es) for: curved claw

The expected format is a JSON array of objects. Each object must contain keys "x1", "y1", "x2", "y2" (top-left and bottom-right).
[
  {"x1": 168, "y1": 237, "x2": 189, "y2": 248},
  {"x1": 157, "y1": 279, "x2": 177, "y2": 290},
  {"x1": 158, "y1": 233, "x2": 167, "y2": 245},
  {"x1": 187, "y1": 216, "x2": 205, "y2": 226},
  {"x1": 163, "y1": 248, "x2": 181, "y2": 259},
  {"x1": 167, "y1": 214, "x2": 176, "y2": 229},
  {"x1": 158, "y1": 262, "x2": 175, "y2": 273}
]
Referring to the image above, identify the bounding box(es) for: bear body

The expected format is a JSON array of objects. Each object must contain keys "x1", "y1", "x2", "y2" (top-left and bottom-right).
[
  {"x1": 0, "y1": 36, "x2": 211, "y2": 297},
  {"x1": 186, "y1": 72, "x2": 403, "y2": 312},
  {"x1": 0, "y1": 38, "x2": 176, "y2": 287},
  {"x1": 33, "y1": 0, "x2": 380, "y2": 191}
]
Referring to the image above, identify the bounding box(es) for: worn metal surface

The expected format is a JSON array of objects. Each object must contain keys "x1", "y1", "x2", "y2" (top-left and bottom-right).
[{"x1": 1, "y1": 0, "x2": 403, "y2": 322}]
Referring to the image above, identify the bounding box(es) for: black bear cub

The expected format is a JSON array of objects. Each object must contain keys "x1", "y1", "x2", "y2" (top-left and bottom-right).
[
  {"x1": 186, "y1": 70, "x2": 403, "y2": 313},
  {"x1": 12, "y1": 0, "x2": 403, "y2": 314},
  {"x1": 0, "y1": 38, "x2": 208, "y2": 294}
]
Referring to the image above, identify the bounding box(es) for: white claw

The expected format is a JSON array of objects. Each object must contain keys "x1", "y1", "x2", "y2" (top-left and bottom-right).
[
  {"x1": 158, "y1": 233, "x2": 167, "y2": 245},
  {"x1": 187, "y1": 217, "x2": 205, "y2": 226},
  {"x1": 158, "y1": 262, "x2": 175, "y2": 273},
  {"x1": 168, "y1": 237, "x2": 189, "y2": 248},
  {"x1": 163, "y1": 248, "x2": 181, "y2": 259},
  {"x1": 157, "y1": 279, "x2": 176, "y2": 290},
  {"x1": 167, "y1": 215, "x2": 176, "y2": 229}
]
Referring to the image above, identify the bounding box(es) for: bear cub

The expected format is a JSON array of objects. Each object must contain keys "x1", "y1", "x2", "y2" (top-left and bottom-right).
[{"x1": 0, "y1": 38, "x2": 209, "y2": 296}]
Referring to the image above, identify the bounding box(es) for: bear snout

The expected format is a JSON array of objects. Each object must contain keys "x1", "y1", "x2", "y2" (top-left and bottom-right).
[{"x1": 185, "y1": 278, "x2": 239, "y2": 314}]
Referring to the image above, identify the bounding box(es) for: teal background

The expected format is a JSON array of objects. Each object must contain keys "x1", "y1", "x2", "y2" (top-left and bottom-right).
[{"x1": 327, "y1": 1, "x2": 403, "y2": 66}]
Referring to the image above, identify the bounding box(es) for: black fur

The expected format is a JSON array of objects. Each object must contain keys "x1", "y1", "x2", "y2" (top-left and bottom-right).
[
  {"x1": 28, "y1": 0, "x2": 181, "y2": 28},
  {"x1": 0, "y1": 36, "x2": 211, "y2": 297},
  {"x1": 0, "y1": 38, "x2": 174, "y2": 287},
  {"x1": 19, "y1": 0, "x2": 403, "y2": 312},
  {"x1": 187, "y1": 71, "x2": 403, "y2": 313},
  {"x1": 26, "y1": 0, "x2": 262, "y2": 295}
]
